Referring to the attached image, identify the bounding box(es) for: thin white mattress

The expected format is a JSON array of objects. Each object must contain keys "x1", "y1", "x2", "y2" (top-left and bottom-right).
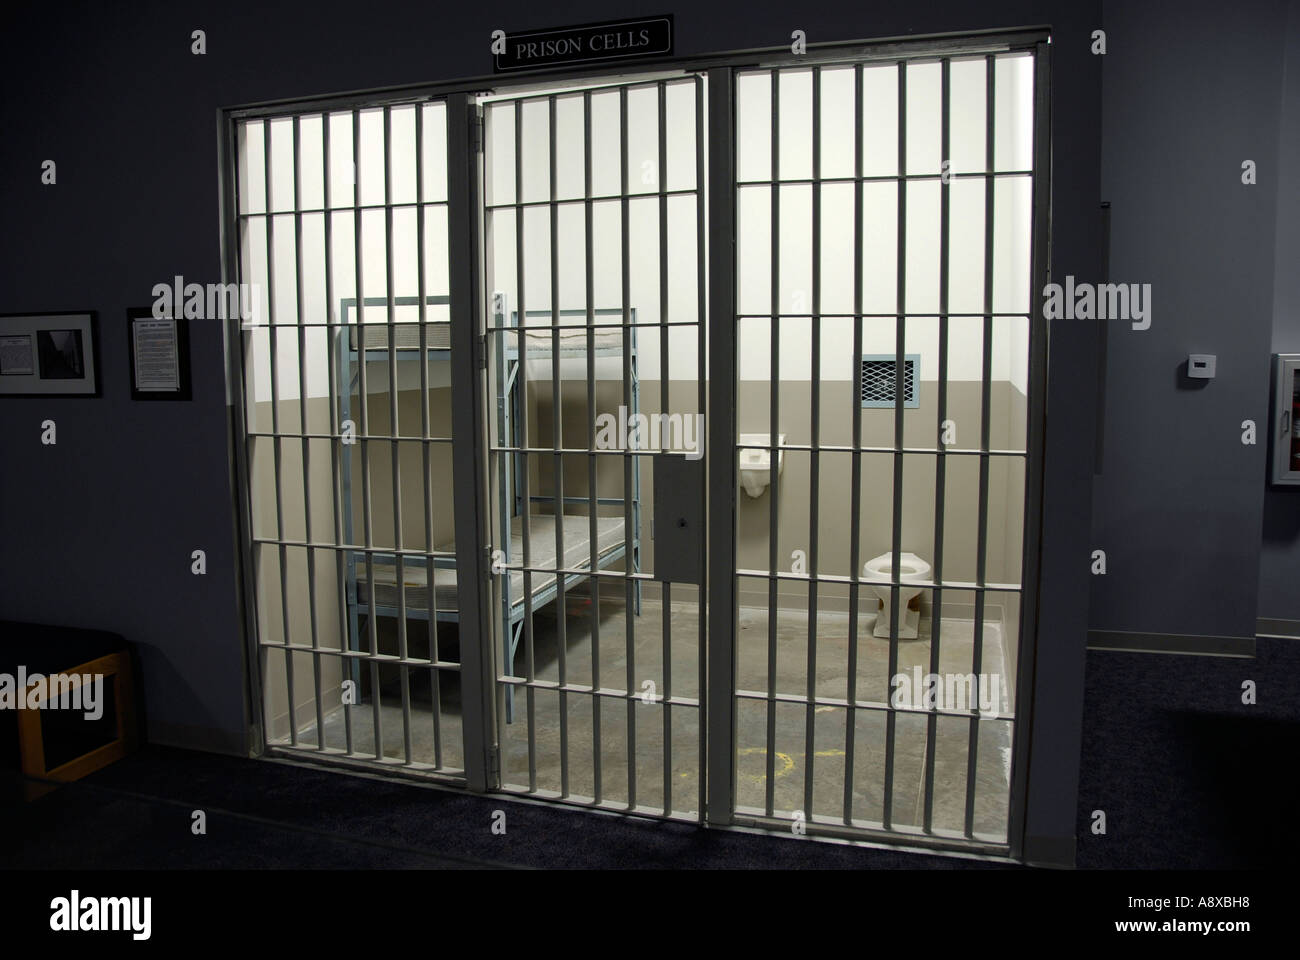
[
  {"x1": 346, "y1": 324, "x2": 628, "y2": 356},
  {"x1": 349, "y1": 322, "x2": 451, "y2": 352},
  {"x1": 505, "y1": 326, "x2": 628, "y2": 358},
  {"x1": 356, "y1": 513, "x2": 627, "y2": 615}
]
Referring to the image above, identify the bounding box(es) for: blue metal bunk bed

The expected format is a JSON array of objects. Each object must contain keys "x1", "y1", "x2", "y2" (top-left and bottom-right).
[
  {"x1": 337, "y1": 296, "x2": 458, "y2": 692},
  {"x1": 338, "y1": 295, "x2": 642, "y2": 723},
  {"x1": 494, "y1": 299, "x2": 642, "y2": 721}
]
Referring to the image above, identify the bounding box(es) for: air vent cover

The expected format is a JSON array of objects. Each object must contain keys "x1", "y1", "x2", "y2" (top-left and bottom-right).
[{"x1": 860, "y1": 354, "x2": 920, "y2": 408}]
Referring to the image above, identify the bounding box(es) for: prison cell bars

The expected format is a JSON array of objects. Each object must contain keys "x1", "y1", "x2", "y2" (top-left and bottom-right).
[
  {"x1": 694, "y1": 72, "x2": 709, "y2": 822},
  {"x1": 730, "y1": 53, "x2": 1031, "y2": 841},
  {"x1": 882, "y1": 59, "x2": 908, "y2": 831},
  {"x1": 657, "y1": 79, "x2": 673, "y2": 815},
  {"x1": 351, "y1": 108, "x2": 384, "y2": 760},
  {"x1": 235, "y1": 47, "x2": 1035, "y2": 839},
  {"x1": 416, "y1": 103, "x2": 445, "y2": 770},
  {"x1": 549, "y1": 95, "x2": 570, "y2": 801},
  {"x1": 321, "y1": 113, "x2": 356, "y2": 757},
  {"x1": 239, "y1": 104, "x2": 464, "y2": 775},
  {"x1": 844, "y1": 62, "x2": 865, "y2": 826},
  {"x1": 922, "y1": 58, "x2": 952, "y2": 833},
  {"x1": 765, "y1": 68, "x2": 781, "y2": 818},
  {"x1": 291, "y1": 115, "x2": 326, "y2": 754},
  {"x1": 966, "y1": 56, "x2": 998, "y2": 838},
  {"x1": 620, "y1": 84, "x2": 637, "y2": 812},
  {"x1": 803, "y1": 63, "x2": 823, "y2": 828},
  {"x1": 262, "y1": 120, "x2": 294, "y2": 748},
  {"x1": 514, "y1": 97, "x2": 538, "y2": 792},
  {"x1": 383, "y1": 105, "x2": 414, "y2": 765},
  {"x1": 483, "y1": 79, "x2": 706, "y2": 817}
]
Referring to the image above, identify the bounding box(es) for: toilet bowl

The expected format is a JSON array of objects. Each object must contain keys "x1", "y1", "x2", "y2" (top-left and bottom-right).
[{"x1": 863, "y1": 551, "x2": 931, "y2": 639}]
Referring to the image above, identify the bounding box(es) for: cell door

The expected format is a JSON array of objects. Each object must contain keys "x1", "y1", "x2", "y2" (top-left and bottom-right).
[
  {"x1": 230, "y1": 99, "x2": 492, "y2": 789},
  {"x1": 712, "y1": 47, "x2": 1048, "y2": 854},
  {"x1": 477, "y1": 74, "x2": 709, "y2": 819},
  {"x1": 228, "y1": 33, "x2": 1048, "y2": 857}
]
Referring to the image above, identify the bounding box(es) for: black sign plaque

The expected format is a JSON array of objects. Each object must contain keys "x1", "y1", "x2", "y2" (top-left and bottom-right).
[{"x1": 492, "y1": 16, "x2": 673, "y2": 73}]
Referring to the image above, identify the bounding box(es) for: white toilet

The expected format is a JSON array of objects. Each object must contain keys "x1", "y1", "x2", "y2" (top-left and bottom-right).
[{"x1": 864, "y1": 551, "x2": 931, "y2": 639}]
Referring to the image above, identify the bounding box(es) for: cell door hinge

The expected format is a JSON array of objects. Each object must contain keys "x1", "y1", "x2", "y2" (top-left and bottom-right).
[
  {"x1": 471, "y1": 108, "x2": 484, "y2": 154},
  {"x1": 478, "y1": 332, "x2": 487, "y2": 368}
]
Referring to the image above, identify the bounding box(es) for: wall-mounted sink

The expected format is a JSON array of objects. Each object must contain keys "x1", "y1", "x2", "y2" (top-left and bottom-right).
[{"x1": 738, "y1": 433, "x2": 785, "y2": 498}]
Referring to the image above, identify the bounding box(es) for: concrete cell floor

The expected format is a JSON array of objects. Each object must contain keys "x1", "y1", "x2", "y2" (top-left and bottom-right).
[{"x1": 285, "y1": 588, "x2": 1015, "y2": 842}]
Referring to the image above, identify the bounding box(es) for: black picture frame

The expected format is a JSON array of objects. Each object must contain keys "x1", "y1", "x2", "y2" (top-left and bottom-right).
[
  {"x1": 0, "y1": 311, "x2": 101, "y2": 397},
  {"x1": 127, "y1": 307, "x2": 191, "y2": 401}
]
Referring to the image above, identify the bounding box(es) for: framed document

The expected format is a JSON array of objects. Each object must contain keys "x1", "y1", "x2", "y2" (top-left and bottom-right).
[
  {"x1": 128, "y1": 307, "x2": 191, "y2": 400},
  {"x1": 0, "y1": 312, "x2": 99, "y2": 396}
]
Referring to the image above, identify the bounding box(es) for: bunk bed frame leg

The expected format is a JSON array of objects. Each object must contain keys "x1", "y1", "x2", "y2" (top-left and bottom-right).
[
  {"x1": 348, "y1": 589, "x2": 361, "y2": 690},
  {"x1": 338, "y1": 323, "x2": 364, "y2": 693},
  {"x1": 504, "y1": 619, "x2": 523, "y2": 724}
]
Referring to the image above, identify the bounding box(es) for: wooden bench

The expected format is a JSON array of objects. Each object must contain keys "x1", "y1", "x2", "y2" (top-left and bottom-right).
[{"x1": 0, "y1": 621, "x2": 138, "y2": 784}]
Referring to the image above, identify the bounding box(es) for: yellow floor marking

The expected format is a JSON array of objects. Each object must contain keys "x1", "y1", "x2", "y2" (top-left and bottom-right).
[{"x1": 733, "y1": 747, "x2": 847, "y2": 782}]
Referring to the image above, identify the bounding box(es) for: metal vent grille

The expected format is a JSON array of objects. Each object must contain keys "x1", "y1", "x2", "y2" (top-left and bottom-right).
[{"x1": 860, "y1": 355, "x2": 920, "y2": 408}]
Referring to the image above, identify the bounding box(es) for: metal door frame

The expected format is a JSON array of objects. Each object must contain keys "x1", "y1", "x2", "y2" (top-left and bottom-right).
[
  {"x1": 218, "y1": 24, "x2": 1052, "y2": 860},
  {"x1": 704, "y1": 37, "x2": 1052, "y2": 860},
  {"x1": 469, "y1": 72, "x2": 710, "y2": 818}
]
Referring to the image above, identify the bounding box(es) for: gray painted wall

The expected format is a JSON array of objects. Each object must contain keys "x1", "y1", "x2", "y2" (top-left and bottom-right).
[
  {"x1": 1260, "y1": 1, "x2": 1300, "y2": 623},
  {"x1": 1091, "y1": 0, "x2": 1291, "y2": 641}
]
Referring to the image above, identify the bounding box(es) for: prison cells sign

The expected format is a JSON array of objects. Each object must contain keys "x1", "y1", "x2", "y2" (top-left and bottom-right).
[{"x1": 491, "y1": 16, "x2": 673, "y2": 72}]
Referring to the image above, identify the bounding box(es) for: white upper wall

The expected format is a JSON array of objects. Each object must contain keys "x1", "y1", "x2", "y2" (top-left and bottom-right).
[{"x1": 237, "y1": 52, "x2": 1035, "y2": 403}]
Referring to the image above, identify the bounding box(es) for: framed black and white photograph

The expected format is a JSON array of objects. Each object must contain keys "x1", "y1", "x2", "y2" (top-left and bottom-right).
[
  {"x1": 127, "y1": 307, "x2": 191, "y2": 401},
  {"x1": 0, "y1": 312, "x2": 99, "y2": 396}
]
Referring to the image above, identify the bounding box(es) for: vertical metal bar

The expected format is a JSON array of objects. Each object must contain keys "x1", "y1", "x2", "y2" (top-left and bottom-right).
[
  {"x1": 1007, "y1": 41, "x2": 1052, "y2": 859},
  {"x1": 446, "y1": 93, "x2": 492, "y2": 793},
  {"x1": 923, "y1": 58, "x2": 952, "y2": 832},
  {"x1": 842, "y1": 64, "x2": 864, "y2": 827},
  {"x1": 882, "y1": 60, "x2": 907, "y2": 832},
  {"x1": 765, "y1": 67, "x2": 780, "y2": 819},
  {"x1": 650, "y1": 83, "x2": 676, "y2": 810},
  {"x1": 548, "y1": 94, "x2": 570, "y2": 798},
  {"x1": 339, "y1": 299, "x2": 360, "y2": 712},
  {"x1": 705, "y1": 66, "x2": 738, "y2": 827},
  {"x1": 495, "y1": 295, "x2": 513, "y2": 734},
  {"x1": 494, "y1": 292, "x2": 512, "y2": 732},
  {"x1": 657, "y1": 79, "x2": 673, "y2": 816},
  {"x1": 803, "y1": 65, "x2": 822, "y2": 823},
  {"x1": 321, "y1": 112, "x2": 354, "y2": 756},
  {"x1": 384, "y1": 105, "x2": 414, "y2": 766},
  {"x1": 694, "y1": 72, "x2": 708, "y2": 822},
  {"x1": 292, "y1": 115, "x2": 327, "y2": 750},
  {"x1": 416, "y1": 103, "x2": 444, "y2": 770},
  {"x1": 582, "y1": 89, "x2": 603, "y2": 804},
  {"x1": 352, "y1": 109, "x2": 383, "y2": 761},
  {"x1": 619, "y1": 84, "x2": 637, "y2": 811},
  {"x1": 219, "y1": 113, "x2": 266, "y2": 753},
  {"x1": 263, "y1": 120, "x2": 296, "y2": 747},
  {"x1": 966, "y1": 55, "x2": 997, "y2": 837},
  {"x1": 515, "y1": 100, "x2": 537, "y2": 791}
]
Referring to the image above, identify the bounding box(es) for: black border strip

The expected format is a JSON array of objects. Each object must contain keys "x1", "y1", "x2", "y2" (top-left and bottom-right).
[{"x1": 1087, "y1": 630, "x2": 1256, "y2": 658}]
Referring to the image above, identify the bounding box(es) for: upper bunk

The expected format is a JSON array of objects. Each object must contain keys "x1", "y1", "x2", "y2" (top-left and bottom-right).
[
  {"x1": 337, "y1": 298, "x2": 637, "y2": 361},
  {"x1": 501, "y1": 308, "x2": 637, "y2": 362}
]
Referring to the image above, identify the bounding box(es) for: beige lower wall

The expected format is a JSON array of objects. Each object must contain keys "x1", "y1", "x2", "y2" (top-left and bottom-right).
[
  {"x1": 249, "y1": 395, "x2": 348, "y2": 741},
  {"x1": 246, "y1": 371, "x2": 1029, "y2": 736}
]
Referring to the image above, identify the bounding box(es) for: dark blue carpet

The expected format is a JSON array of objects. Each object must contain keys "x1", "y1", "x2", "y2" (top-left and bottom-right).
[
  {"x1": 5, "y1": 638, "x2": 1294, "y2": 870},
  {"x1": 1076, "y1": 637, "x2": 1300, "y2": 868}
]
